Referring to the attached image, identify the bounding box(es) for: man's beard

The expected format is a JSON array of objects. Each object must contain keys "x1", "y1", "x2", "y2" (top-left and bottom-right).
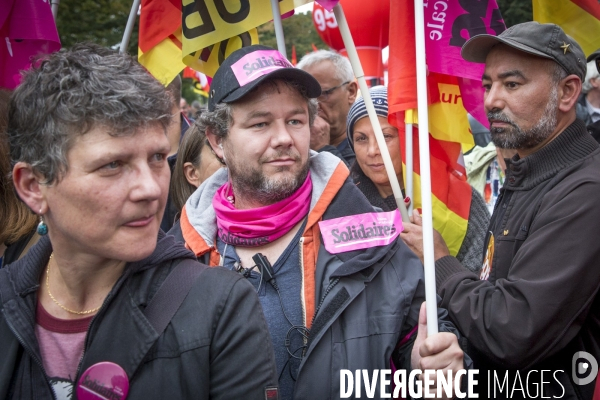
[
  {"x1": 488, "y1": 86, "x2": 558, "y2": 150},
  {"x1": 227, "y1": 150, "x2": 309, "y2": 206}
]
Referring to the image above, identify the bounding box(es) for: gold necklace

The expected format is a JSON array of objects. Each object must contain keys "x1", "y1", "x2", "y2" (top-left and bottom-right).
[{"x1": 46, "y1": 254, "x2": 101, "y2": 315}]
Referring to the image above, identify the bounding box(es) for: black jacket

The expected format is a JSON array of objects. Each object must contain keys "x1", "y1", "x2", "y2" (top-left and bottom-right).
[
  {"x1": 588, "y1": 120, "x2": 600, "y2": 144},
  {"x1": 0, "y1": 233, "x2": 278, "y2": 399},
  {"x1": 435, "y1": 119, "x2": 600, "y2": 399}
]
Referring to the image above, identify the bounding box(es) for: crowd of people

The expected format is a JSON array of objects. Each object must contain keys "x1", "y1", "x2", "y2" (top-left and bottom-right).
[{"x1": 0, "y1": 20, "x2": 599, "y2": 400}]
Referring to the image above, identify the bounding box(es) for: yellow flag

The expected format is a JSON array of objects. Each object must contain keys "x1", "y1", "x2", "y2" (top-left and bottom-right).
[
  {"x1": 533, "y1": 0, "x2": 600, "y2": 57},
  {"x1": 138, "y1": 29, "x2": 187, "y2": 86},
  {"x1": 182, "y1": 0, "x2": 311, "y2": 56},
  {"x1": 184, "y1": 28, "x2": 259, "y2": 77}
]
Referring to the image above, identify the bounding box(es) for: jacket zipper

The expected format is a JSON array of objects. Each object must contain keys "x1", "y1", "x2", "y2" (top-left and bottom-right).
[
  {"x1": 3, "y1": 312, "x2": 56, "y2": 399},
  {"x1": 309, "y1": 278, "x2": 340, "y2": 331},
  {"x1": 299, "y1": 237, "x2": 306, "y2": 333}
]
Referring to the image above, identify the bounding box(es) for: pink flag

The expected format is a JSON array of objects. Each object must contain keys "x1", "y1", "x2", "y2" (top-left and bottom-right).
[
  {"x1": 315, "y1": 0, "x2": 339, "y2": 11},
  {"x1": 423, "y1": 0, "x2": 505, "y2": 126},
  {"x1": 1, "y1": 0, "x2": 61, "y2": 90}
]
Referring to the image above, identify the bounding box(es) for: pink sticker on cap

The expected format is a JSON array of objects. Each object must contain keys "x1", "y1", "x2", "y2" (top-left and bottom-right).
[
  {"x1": 318, "y1": 210, "x2": 403, "y2": 254},
  {"x1": 231, "y1": 50, "x2": 293, "y2": 87},
  {"x1": 77, "y1": 362, "x2": 129, "y2": 400}
]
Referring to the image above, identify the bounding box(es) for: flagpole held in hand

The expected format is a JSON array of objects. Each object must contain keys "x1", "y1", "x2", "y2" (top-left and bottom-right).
[
  {"x1": 413, "y1": 0, "x2": 438, "y2": 335},
  {"x1": 120, "y1": 0, "x2": 141, "y2": 54},
  {"x1": 332, "y1": 3, "x2": 410, "y2": 224}
]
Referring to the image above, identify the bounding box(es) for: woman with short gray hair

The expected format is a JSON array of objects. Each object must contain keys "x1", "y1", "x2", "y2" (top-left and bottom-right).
[{"x1": 1, "y1": 43, "x2": 277, "y2": 399}]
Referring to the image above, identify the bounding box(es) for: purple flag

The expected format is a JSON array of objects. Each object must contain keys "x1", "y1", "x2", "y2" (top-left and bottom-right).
[{"x1": 1, "y1": 0, "x2": 61, "y2": 90}]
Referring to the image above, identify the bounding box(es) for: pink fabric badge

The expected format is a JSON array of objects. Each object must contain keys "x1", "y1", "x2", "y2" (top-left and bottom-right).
[
  {"x1": 230, "y1": 50, "x2": 293, "y2": 87},
  {"x1": 318, "y1": 210, "x2": 403, "y2": 254},
  {"x1": 77, "y1": 362, "x2": 129, "y2": 400}
]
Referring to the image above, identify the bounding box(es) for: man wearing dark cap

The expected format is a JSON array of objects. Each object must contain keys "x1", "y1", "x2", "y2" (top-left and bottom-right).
[
  {"x1": 402, "y1": 22, "x2": 600, "y2": 399},
  {"x1": 169, "y1": 45, "x2": 466, "y2": 399}
]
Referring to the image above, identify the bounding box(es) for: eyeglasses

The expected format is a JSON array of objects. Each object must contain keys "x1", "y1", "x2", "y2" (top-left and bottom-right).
[{"x1": 318, "y1": 81, "x2": 350, "y2": 101}]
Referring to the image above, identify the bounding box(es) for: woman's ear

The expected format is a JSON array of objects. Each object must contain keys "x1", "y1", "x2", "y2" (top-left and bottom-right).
[
  {"x1": 183, "y1": 162, "x2": 201, "y2": 188},
  {"x1": 12, "y1": 162, "x2": 47, "y2": 214}
]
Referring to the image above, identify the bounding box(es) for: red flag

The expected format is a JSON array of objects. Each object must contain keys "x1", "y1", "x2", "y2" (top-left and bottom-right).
[
  {"x1": 291, "y1": 45, "x2": 297, "y2": 66},
  {"x1": 388, "y1": 0, "x2": 417, "y2": 115},
  {"x1": 138, "y1": 0, "x2": 185, "y2": 85},
  {"x1": 0, "y1": 0, "x2": 60, "y2": 90},
  {"x1": 138, "y1": 0, "x2": 181, "y2": 54}
]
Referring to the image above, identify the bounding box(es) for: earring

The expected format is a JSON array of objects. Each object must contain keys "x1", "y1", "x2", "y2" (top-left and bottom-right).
[{"x1": 37, "y1": 214, "x2": 48, "y2": 236}]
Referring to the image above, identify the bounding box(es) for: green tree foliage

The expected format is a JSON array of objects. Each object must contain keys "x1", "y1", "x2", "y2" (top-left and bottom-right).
[
  {"x1": 182, "y1": 78, "x2": 207, "y2": 106},
  {"x1": 56, "y1": 0, "x2": 139, "y2": 54},
  {"x1": 258, "y1": 11, "x2": 328, "y2": 60},
  {"x1": 496, "y1": 0, "x2": 533, "y2": 28}
]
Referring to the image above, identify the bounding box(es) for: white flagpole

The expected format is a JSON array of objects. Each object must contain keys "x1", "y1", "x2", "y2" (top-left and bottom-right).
[
  {"x1": 270, "y1": 0, "x2": 287, "y2": 56},
  {"x1": 120, "y1": 0, "x2": 141, "y2": 54},
  {"x1": 405, "y1": 123, "x2": 414, "y2": 214},
  {"x1": 51, "y1": 0, "x2": 60, "y2": 20},
  {"x1": 414, "y1": 0, "x2": 438, "y2": 335},
  {"x1": 332, "y1": 3, "x2": 409, "y2": 223}
]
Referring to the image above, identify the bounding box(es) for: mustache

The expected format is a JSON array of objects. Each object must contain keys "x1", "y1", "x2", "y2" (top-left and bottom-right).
[
  {"x1": 260, "y1": 150, "x2": 302, "y2": 163},
  {"x1": 487, "y1": 111, "x2": 516, "y2": 126}
]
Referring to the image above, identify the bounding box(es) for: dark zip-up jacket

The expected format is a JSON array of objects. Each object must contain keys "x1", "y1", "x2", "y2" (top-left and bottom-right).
[
  {"x1": 0, "y1": 233, "x2": 278, "y2": 399},
  {"x1": 435, "y1": 119, "x2": 600, "y2": 399}
]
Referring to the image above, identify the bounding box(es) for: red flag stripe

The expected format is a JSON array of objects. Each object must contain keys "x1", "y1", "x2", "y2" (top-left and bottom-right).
[
  {"x1": 139, "y1": 0, "x2": 181, "y2": 52},
  {"x1": 570, "y1": 0, "x2": 600, "y2": 20}
]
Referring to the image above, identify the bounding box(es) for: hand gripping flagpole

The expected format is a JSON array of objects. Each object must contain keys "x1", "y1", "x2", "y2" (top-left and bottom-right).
[
  {"x1": 120, "y1": 0, "x2": 141, "y2": 54},
  {"x1": 414, "y1": 0, "x2": 438, "y2": 335},
  {"x1": 332, "y1": 3, "x2": 410, "y2": 223},
  {"x1": 270, "y1": 0, "x2": 287, "y2": 56}
]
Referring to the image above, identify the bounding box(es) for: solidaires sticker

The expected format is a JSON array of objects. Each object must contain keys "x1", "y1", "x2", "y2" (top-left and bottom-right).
[{"x1": 318, "y1": 210, "x2": 403, "y2": 254}]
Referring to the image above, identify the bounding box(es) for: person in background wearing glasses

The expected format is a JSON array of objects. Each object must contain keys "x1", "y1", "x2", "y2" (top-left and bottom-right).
[
  {"x1": 297, "y1": 50, "x2": 358, "y2": 167},
  {"x1": 579, "y1": 49, "x2": 600, "y2": 142}
]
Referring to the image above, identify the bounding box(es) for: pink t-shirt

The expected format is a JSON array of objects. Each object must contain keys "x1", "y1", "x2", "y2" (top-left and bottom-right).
[{"x1": 35, "y1": 302, "x2": 92, "y2": 400}]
